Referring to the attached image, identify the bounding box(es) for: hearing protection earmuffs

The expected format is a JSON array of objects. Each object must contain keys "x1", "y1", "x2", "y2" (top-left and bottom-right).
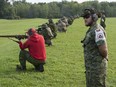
[{"x1": 82, "y1": 7, "x2": 98, "y2": 21}]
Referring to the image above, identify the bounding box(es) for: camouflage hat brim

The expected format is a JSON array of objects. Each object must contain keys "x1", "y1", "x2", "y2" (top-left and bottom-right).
[
  {"x1": 81, "y1": 10, "x2": 91, "y2": 17},
  {"x1": 82, "y1": 8, "x2": 95, "y2": 17}
]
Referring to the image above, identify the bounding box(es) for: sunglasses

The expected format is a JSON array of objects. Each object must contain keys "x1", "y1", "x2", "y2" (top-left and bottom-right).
[{"x1": 83, "y1": 15, "x2": 90, "y2": 19}]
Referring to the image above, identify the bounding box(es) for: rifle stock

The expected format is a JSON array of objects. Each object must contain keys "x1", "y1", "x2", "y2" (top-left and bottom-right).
[{"x1": 0, "y1": 35, "x2": 28, "y2": 40}]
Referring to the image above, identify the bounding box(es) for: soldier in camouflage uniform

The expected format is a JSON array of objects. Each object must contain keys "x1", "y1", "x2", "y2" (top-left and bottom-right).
[
  {"x1": 67, "y1": 16, "x2": 74, "y2": 25},
  {"x1": 61, "y1": 16, "x2": 69, "y2": 27},
  {"x1": 81, "y1": 8, "x2": 108, "y2": 87},
  {"x1": 48, "y1": 18, "x2": 57, "y2": 38},
  {"x1": 100, "y1": 11, "x2": 106, "y2": 29},
  {"x1": 41, "y1": 24, "x2": 53, "y2": 46},
  {"x1": 57, "y1": 19, "x2": 67, "y2": 32}
]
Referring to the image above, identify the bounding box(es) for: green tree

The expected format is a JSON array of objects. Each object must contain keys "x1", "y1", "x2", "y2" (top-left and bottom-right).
[
  {"x1": 100, "y1": 2, "x2": 110, "y2": 17},
  {"x1": 1, "y1": 0, "x2": 116, "y2": 19},
  {"x1": 0, "y1": 0, "x2": 9, "y2": 18},
  {"x1": 48, "y1": 2, "x2": 60, "y2": 18}
]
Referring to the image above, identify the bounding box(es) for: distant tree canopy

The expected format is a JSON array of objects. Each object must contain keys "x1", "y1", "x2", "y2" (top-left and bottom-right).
[{"x1": 0, "y1": 0, "x2": 116, "y2": 19}]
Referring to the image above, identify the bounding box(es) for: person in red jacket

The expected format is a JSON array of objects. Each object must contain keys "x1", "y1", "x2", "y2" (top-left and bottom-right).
[{"x1": 16, "y1": 28, "x2": 46, "y2": 72}]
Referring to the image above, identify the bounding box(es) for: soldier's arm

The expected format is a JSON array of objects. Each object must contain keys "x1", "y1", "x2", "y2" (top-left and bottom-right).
[
  {"x1": 46, "y1": 28, "x2": 53, "y2": 37},
  {"x1": 98, "y1": 44, "x2": 108, "y2": 60},
  {"x1": 95, "y1": 28, "x2": 108, "y2": 60}
]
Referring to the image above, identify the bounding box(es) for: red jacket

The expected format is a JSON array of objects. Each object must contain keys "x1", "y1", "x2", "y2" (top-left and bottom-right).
[{"x1": 19, "y1": 33, "x2": 46, "y2": 61}]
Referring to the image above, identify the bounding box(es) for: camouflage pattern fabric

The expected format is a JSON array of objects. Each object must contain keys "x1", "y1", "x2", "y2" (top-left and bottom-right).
[
  {"x1": 68, "y1": 17, "x2": 74, "y2": 25},
  {"x1": 61, "y1": 16, "x2": 69, "y2": 27},
  {"x1": 100, "y1": 14, "x2": 106, "y2": 29},
  {"x1": 48, "y1": 19, "x2": 57, "y2": 38},
  {"x1": 41, "y1": 24, "x2": 53, "y2": 46},
  {"x1": 46, "y1": 27, "x2": 53, "y2": 38},
  {"x1": 82, "y1": 23, "x2": 108, "y2": 87},
  {"x1": 57, "y1": 20, "x2": 67, "y2": 32},
  {"x1": 19, "y1": 50, "x2": 45, "y2": 68}
]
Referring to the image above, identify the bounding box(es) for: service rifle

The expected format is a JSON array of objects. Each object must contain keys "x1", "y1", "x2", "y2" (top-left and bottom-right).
[{"x1": 0, "y1": 35, "x2": 28, "y2": 43}]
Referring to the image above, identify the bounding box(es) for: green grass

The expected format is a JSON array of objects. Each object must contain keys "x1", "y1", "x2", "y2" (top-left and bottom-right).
[{"x1": 0, "y1": 18, "x2": 116, "y2": 87}]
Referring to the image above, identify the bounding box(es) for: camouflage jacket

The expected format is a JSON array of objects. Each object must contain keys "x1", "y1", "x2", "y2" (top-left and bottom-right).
[
  {"x1": 100, "y1": 14, "x2": 106, "y2": 28},
  {"x1": 82, "y1": 23, "x2": 107, "y2": 71},
  {"x1": 57, "y1": 20, "x2": 66, "y2": 31},
  {"x1": 48, "y1": 23, "x2": 57, "y2": 33},
  {"x1": 41, "y1": 27, "x2": 53, "y2": 39}
]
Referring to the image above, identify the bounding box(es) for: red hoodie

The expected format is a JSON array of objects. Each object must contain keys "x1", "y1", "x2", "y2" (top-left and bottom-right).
[{"x1": 19, "y1": 33, "x2": 46, "y2": 61}]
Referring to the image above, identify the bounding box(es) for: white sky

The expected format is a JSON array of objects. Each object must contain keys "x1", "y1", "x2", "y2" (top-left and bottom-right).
[{"x1": 25, "y1": 0, "x2": 116, "y2": 3}]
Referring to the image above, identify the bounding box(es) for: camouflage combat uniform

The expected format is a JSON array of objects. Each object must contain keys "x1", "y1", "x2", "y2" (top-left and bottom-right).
[
  {"x1": 100, "y1": 14, "x2": 106, "y2": 29},
  {"x1": 48, "y1": 19, "x2": 57, "y2": 38},
  {"x1": 57, "y1": 20, "x2": 67, "y2": 32},
  {"x1": 61, "y1": 16, "x2": 69, "y2": 27},
  {"x1": 82, "y1": 23, "x2": 108, "y2": 87},
  {"x1": 41, "y1": 24, "x2": 53, "y2": 46},
  {"x1": 68, "y1": 16, "x2": 74, "y2": 25}
]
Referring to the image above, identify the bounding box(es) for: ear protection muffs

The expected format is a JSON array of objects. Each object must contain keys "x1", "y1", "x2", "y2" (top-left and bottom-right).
[
  {"x1": 92, "y1": 13, "x2": 98, "y2": 21},
  {"x1": 83, "y1": 8, "x2": 98, "y2": 21}
]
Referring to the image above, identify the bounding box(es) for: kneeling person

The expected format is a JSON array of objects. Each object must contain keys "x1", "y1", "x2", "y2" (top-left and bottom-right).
[{"x1": 17, "y1": 28, "x2": 46, "y2": 72}]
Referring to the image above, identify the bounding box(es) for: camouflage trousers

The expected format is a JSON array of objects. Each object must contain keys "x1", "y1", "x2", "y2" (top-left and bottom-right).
[
  {"x1": 45, "y1": 38, "x2": 52, "y2": 46},
  {"x1": 19, "y1": 50, "x2": 45, "y2": 68},
  {"x1": 85, "y1": 59, "x2": 107, "y2": 87}
]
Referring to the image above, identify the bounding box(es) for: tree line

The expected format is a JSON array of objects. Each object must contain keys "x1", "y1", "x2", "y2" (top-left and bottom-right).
[{"x1": 0, "y1": 0, "x2": 116, "y2": 19}]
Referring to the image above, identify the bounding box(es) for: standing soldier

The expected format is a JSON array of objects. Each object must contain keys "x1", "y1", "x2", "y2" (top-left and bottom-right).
[
  {"x1": 41, "y1": 24, "x2": 53, "y2": 46},
  {"x1": 81, "y1": 8, "x2": 108, "y2": 87},
  {"x1": 100, "y1": 11, "x2": 106, "y2": 29},
  {"x1": 48, "y1": 18, "x2": 57, "y2": 38}
]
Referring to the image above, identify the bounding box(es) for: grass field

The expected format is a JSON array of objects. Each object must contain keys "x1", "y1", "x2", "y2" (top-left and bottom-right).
[{"x1": 0, "y1": 18, "x2": 116, "y2": 87}]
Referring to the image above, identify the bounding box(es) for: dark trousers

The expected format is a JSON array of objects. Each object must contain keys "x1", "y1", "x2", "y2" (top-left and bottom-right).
[{"x1": 19, "y1": 50, "x2": 45, "y2": 68}]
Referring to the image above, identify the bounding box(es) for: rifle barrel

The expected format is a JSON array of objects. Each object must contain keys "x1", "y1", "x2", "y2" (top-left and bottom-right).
[
  {"x1": 0, "y1": 35, "x2": 16, "y2": 37},
  {"x1": 0, "y1": 35, "x2": 28, "y2": 39}
]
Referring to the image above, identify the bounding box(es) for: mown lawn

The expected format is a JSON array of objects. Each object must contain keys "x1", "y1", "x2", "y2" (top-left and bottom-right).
[{"x1": 0, "y1": 18, "x2": 116, "y2": 87}]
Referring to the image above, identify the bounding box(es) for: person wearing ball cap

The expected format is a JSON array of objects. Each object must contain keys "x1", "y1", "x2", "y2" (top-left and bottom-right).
[{"x1": 17, "y1": 28, "x2": 46, "y2": 72}]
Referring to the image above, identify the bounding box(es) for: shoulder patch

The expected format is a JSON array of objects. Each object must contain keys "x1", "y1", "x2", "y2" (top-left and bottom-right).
[{"x1": 95, "y1": 29, "x2": 106, "y2": 43}]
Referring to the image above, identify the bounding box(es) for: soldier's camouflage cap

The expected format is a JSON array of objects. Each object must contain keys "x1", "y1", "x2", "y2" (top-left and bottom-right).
[{"x1": 81, "y1": 7, "x2": 96, "y2": 17}]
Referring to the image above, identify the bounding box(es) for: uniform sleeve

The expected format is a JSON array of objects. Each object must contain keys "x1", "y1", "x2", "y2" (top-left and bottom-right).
[
  {"x1": 95, "y1": 29, "x2": 106, "y2": 46},
  {"x1": 101, "y1": 18, "x2": 104, "y2": 22},
  {"x1": 47, "y1": 28, "x2": 53, "y2": 37}
]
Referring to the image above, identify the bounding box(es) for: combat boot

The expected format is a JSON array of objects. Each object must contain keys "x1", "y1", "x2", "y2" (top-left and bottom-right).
[
  {"x1": 16, "y1": 65, "x2": 26, "y2": 71},
  {"x1": 48, "y1": 42, "x2": 52, "y2": 46},
  {"x1": 35, "y1": 64, "x2": 44, "y2": 72}
]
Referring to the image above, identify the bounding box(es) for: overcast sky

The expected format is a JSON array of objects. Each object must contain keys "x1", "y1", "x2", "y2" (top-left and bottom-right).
[{"x1": 25, "y1": 0, "x2": 116, "y2": 3}]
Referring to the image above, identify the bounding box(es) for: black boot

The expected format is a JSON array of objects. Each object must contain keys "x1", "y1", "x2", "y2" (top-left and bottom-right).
[
  {"x1": 39, "y1": 64, "x2": 44, "y2": 72},
  {"x1": 48, "y1": 42, "x2": 52, "y2": 46},
  {"x1": 35, "y1": 64, "x2": 44, "y2": 72},
  {"x1": 16, "y1": 65, "x2": 26, "y2": 71}
]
